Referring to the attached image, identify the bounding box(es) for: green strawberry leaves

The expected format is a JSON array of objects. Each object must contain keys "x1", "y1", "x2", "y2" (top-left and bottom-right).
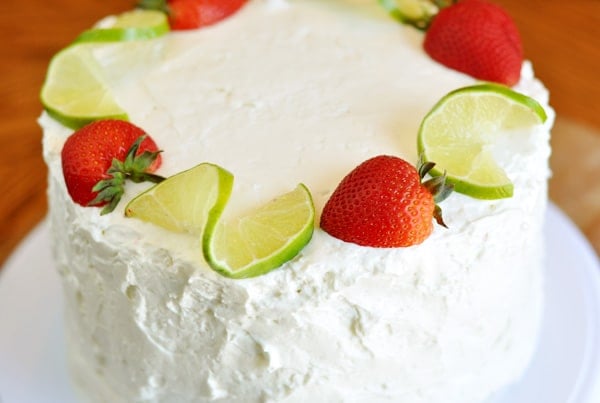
[{"x1": 90, "y1": 135, "x2": 165, "y2": 215}]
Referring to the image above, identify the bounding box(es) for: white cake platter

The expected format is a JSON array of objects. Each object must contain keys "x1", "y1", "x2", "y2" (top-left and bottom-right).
[{"x1": 1, "y1": 203, "x2": 599, "y2": 403}]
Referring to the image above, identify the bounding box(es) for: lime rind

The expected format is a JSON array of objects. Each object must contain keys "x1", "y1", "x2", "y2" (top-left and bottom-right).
[
  {"x1": 417, "y1": 83, "x2": 547, "y2": 200},
  {"x1": 125, "y1": 163, "x2": 234, "y2": 235},
  {"x1": 74, "y1": 25, "x2": 169, "y2": 43},
  {"x1": 41, "y1": 9, "x2": 170, "y2": 129},
  {"x1": 43, "y1": 106, "x2": 129, "y2": 130},
  {"x1": 74, "y1": 10, "x2": 170, "y2": 43},
  {"x1": 40, "y1": 45, "x2": 129, "y2": 129},
  {"x1": 125, "y1": 164, "x2": 315, "y2": 279},
  {"x1": 426, "y1": 146, "x2": 514, "y2": 199},
  {"x1": 378, "y1": 0, "x2": 439, "y2": 29},
  {"x1": 204, "y1": 184, "x2": 315, "y2": 279}
]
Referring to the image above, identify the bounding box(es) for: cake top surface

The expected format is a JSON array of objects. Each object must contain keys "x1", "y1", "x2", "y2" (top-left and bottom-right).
[
  {"x1": 100, "y1": 0, "x2": 477, "y2": 216},
  {"x1": 41, "y1": 0, "x2": 552, "y2": 272}
]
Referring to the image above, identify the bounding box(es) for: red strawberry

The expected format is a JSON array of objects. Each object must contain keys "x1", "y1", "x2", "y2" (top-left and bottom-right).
[
  {"x1": 61, "y1": 119, "x2": 164, "y2": 214},
  {"x1": 423, "y1": 0, "x2": 523, "y2": 86},
  {"x1": 138, "y1": 0, "x2": 248, "y2": 30},
  {"x1": 320, "y1": 156, "x2": 452, "y2": 248}
]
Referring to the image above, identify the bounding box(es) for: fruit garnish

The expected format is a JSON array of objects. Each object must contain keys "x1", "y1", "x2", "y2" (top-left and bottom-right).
[
  {"x1": 320, "y1": 155, "x2": 452, "y2": 248},
  {"x1": 41, "y1": 45, "x2": 128, "y2": 129},
  {"x1": 125, "y1": 162, "x2": 233, "y2": 234},
  {"x1": 125, "y1": 164, "x2": 315, "y2": 279},
  {"x1": 61, "y1": 119, "x2": 163, "y2": 214},
  {"x1": 381, "y1": 0, "x2": 523, "y2": 86},
  {"x1": 417, "y1": 83, "x2": 547, "y2": 200},
  {"x1": 42, "y1": 9, "x2": 168, "y2": 129},
  {"x1": 74, "y1": 9, "x2": 170, "y2": 43},
  {"x1": 378, "y1": 0, "x2": 454, "y2": 30},
  {"x1": 205, "y1": 184, "x2": 315, "y2": 279},
  {"x1": 424, "y1": 0, "x2": 523, "y2": 86},
  {"x1": 138, "y1": 0, "x2": 248, "y2": 30}
]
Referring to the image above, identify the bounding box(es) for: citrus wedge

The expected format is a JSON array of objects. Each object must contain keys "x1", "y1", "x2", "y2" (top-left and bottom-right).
[
  {"x1": 378, "y1": 0, "x2": 439, "y2": 29},
  {"x1": 125, "y1": 163, "x2": 234, "y2": 235},
  {"x1": 125, "y1": 163, "x2": 315, "y2": 279},
  {"x1": 74, "y1": 9, "x2": 169, "y2": 43},
  {"x1": 204, "y1": 184, "x2": 315, "y2": 279},
  {"x1": 417, "y1": 83, "x2": 547, "y2": 199},
  {"x1": 40, "y1": 45, "x2": 128, "y2": 129}
]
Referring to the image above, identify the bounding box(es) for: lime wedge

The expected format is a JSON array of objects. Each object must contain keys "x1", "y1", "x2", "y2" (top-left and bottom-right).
[
  {"x1": 40, "y1": 9, "x2": 169, "y2": 128},
  {"x1": 125, "y1": 163, "x2": 234, "y2": 235},
  {"x1": 378, "y1": 0, "x2": 439, "y2": 29},
  {"x1": 125, "y1": 163, "x2": 315, "y2": 279},
  {"x1": 74, "y1": 10, "x2": 169, "y2": 43},
  {"x1": 417, "y1": 83, "x2": 547, "y2": 199},
  {"x1": 204, "y1": 184, "x2": 315, "y2": 279},
  {"x1": 40, "y1": 45, "x2": 128, "y2": 129}
]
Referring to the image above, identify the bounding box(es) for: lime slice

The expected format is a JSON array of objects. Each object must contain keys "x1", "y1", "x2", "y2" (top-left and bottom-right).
[
  {"x1": 40, "y1": 9, "x2": 169, "y2": 128},
  {"x1": 74, "y1": 10, "x2": 169, "y2": 43},
  {"x1": 417, "y1": 83, "x2": 547, "y2": 199},
  {"x1": 202, "y1": 184, "x2": 315, "y2": 278},
  {"x1": 125, "y1": 163, "x2": 234, "y2": 235},
  {"x1": 125, "y1": 163, "x2": 315, "y2": 279},
  {"x1": 379, "y1": 0, "x2": 439, "y2": 29},
  {"x1": 204, "y1": 184, "x2": 315, "y2": 279},
  {"x1": 40, "y1": 45, "x2": 128, "y2": 129}
]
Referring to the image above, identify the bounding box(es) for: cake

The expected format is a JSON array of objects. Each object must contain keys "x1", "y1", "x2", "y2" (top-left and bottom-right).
[{"x1": 40, "y1": 0, "x2": 554, "y2": 402}]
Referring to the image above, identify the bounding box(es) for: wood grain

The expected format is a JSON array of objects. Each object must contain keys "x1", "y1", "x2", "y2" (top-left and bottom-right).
[
  {"x1": 495, "y1": 0, "x2": 600, "y2": 129},
  {"x1": 0, "y1": 0, "x2": 599, "y2": 267}
]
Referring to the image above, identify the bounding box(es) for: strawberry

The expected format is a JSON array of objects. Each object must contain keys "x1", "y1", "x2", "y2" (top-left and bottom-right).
[
  {"x1": 320, "y1": 156, "x2": 452, "y2": 248},
  {"x1": 61, "y1": 119, "x2": 164, "y2": 214},
  {"x1": 423, "y1": 0, "x2": 523, "y2": 86},
  {"x1": 382, "y1": 0, "x2": 523, "y2": 86},
  {"x1": 138, "y1": 0, "x2": 248, "y2": 30}
]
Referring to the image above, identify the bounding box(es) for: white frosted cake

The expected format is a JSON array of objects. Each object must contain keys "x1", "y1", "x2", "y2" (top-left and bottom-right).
[{"x1": 41, "y1": 0, "x2": 553, "y2": 402}]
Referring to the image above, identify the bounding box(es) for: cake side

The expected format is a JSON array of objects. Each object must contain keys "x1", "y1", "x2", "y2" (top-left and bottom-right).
[{"x1": 41, "y1": 0, "x2": 553, "y2": 402}]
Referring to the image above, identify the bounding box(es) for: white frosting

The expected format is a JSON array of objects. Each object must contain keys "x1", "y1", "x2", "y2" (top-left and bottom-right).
[{"x1": 41, "y1": 0, "x2": 554, "y2": 402}]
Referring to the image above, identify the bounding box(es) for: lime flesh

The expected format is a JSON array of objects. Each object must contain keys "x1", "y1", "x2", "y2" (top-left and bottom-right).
[
  {"x1": 379, "y1": 0, "x2": 438, "y2": 27},
  {"x1": 204, "y1": 184, "x2": 315, "y2": 279},
  {"x1": 41, "y1": 9, "x2": 170, "y2": 129},
  {"x1": 417, "y1": 83, "x2": 547, "y2": 200},
  {"x1": 125, "y1": 163, "x2": 234, "y2": 235},
  {"x1": 40, "y1": 45, "x2": 128, "y2": 129},
  {"x1": 125, "y1": 164, "x2": 315, "y2": 279}
]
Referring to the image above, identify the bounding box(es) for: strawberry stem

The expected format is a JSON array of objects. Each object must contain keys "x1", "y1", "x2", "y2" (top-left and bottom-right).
[
  {"x1": 89, "y1": 135, "x2": 165, "y2": 215},
  {"x1": 433, "y1": 205, "x2": 448, "y2": 228},
  {"x1": 417, "y1": 157, "x2": 453, "y2": 228},
  {"x1": 418, "y1": 160, "x2": 436, "y2": 179},
  {"x1": 424, "y1": 173, "x2": 453, "y2": 203}
]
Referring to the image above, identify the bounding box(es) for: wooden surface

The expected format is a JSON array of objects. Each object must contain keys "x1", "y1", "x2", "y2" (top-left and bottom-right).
[{"x1": 0, "y1": 0, "x2": 599, "y2": 268}]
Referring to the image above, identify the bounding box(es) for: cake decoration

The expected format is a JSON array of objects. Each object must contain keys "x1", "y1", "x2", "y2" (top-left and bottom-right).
[
  {"x1": 73, "y1": 9, "x2": 170, "y2": 43},
  {"x1": 40, "y1": 10, "x2": 171, "y2": 129},
  {"x1": 203, "y1": 183, "x2": 315, "y2": 279},
  {"x1": 47, "y1": 1, "x2": 546, "y2": 271},
  {"x1": 40, "y1": 45, "x2": 130, "y2": 129},
  {"x1": 60, "y1": 119, "x2": 163, "y2": 214},
  {"x1": 320, "y1": 155, "x2": 452, "y2": 247},
  {"x1": 138, "y1": 0, "x2": 248, "y2": 30},
  {"x1": 379, "y1": 0, "x2": 454, "y2": 30},
  {"x1": 125, "y1": 164, "x2": 315, "y2": 278},
  {"x1": 381, "y1": 0, "x2": 524, "y2": 86},
  {"x1": 417, "y1": 83, "x2": 548, "y2": 199}
]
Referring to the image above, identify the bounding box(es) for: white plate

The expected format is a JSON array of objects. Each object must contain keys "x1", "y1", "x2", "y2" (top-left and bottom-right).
[{"x1": 1, "y1": 204, "x2": 599, "y2": 403}]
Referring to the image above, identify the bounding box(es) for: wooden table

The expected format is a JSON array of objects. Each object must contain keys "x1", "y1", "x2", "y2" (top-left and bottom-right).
[{"x1": 1, "y1": 0, "x2": 599, "y2": 268}]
